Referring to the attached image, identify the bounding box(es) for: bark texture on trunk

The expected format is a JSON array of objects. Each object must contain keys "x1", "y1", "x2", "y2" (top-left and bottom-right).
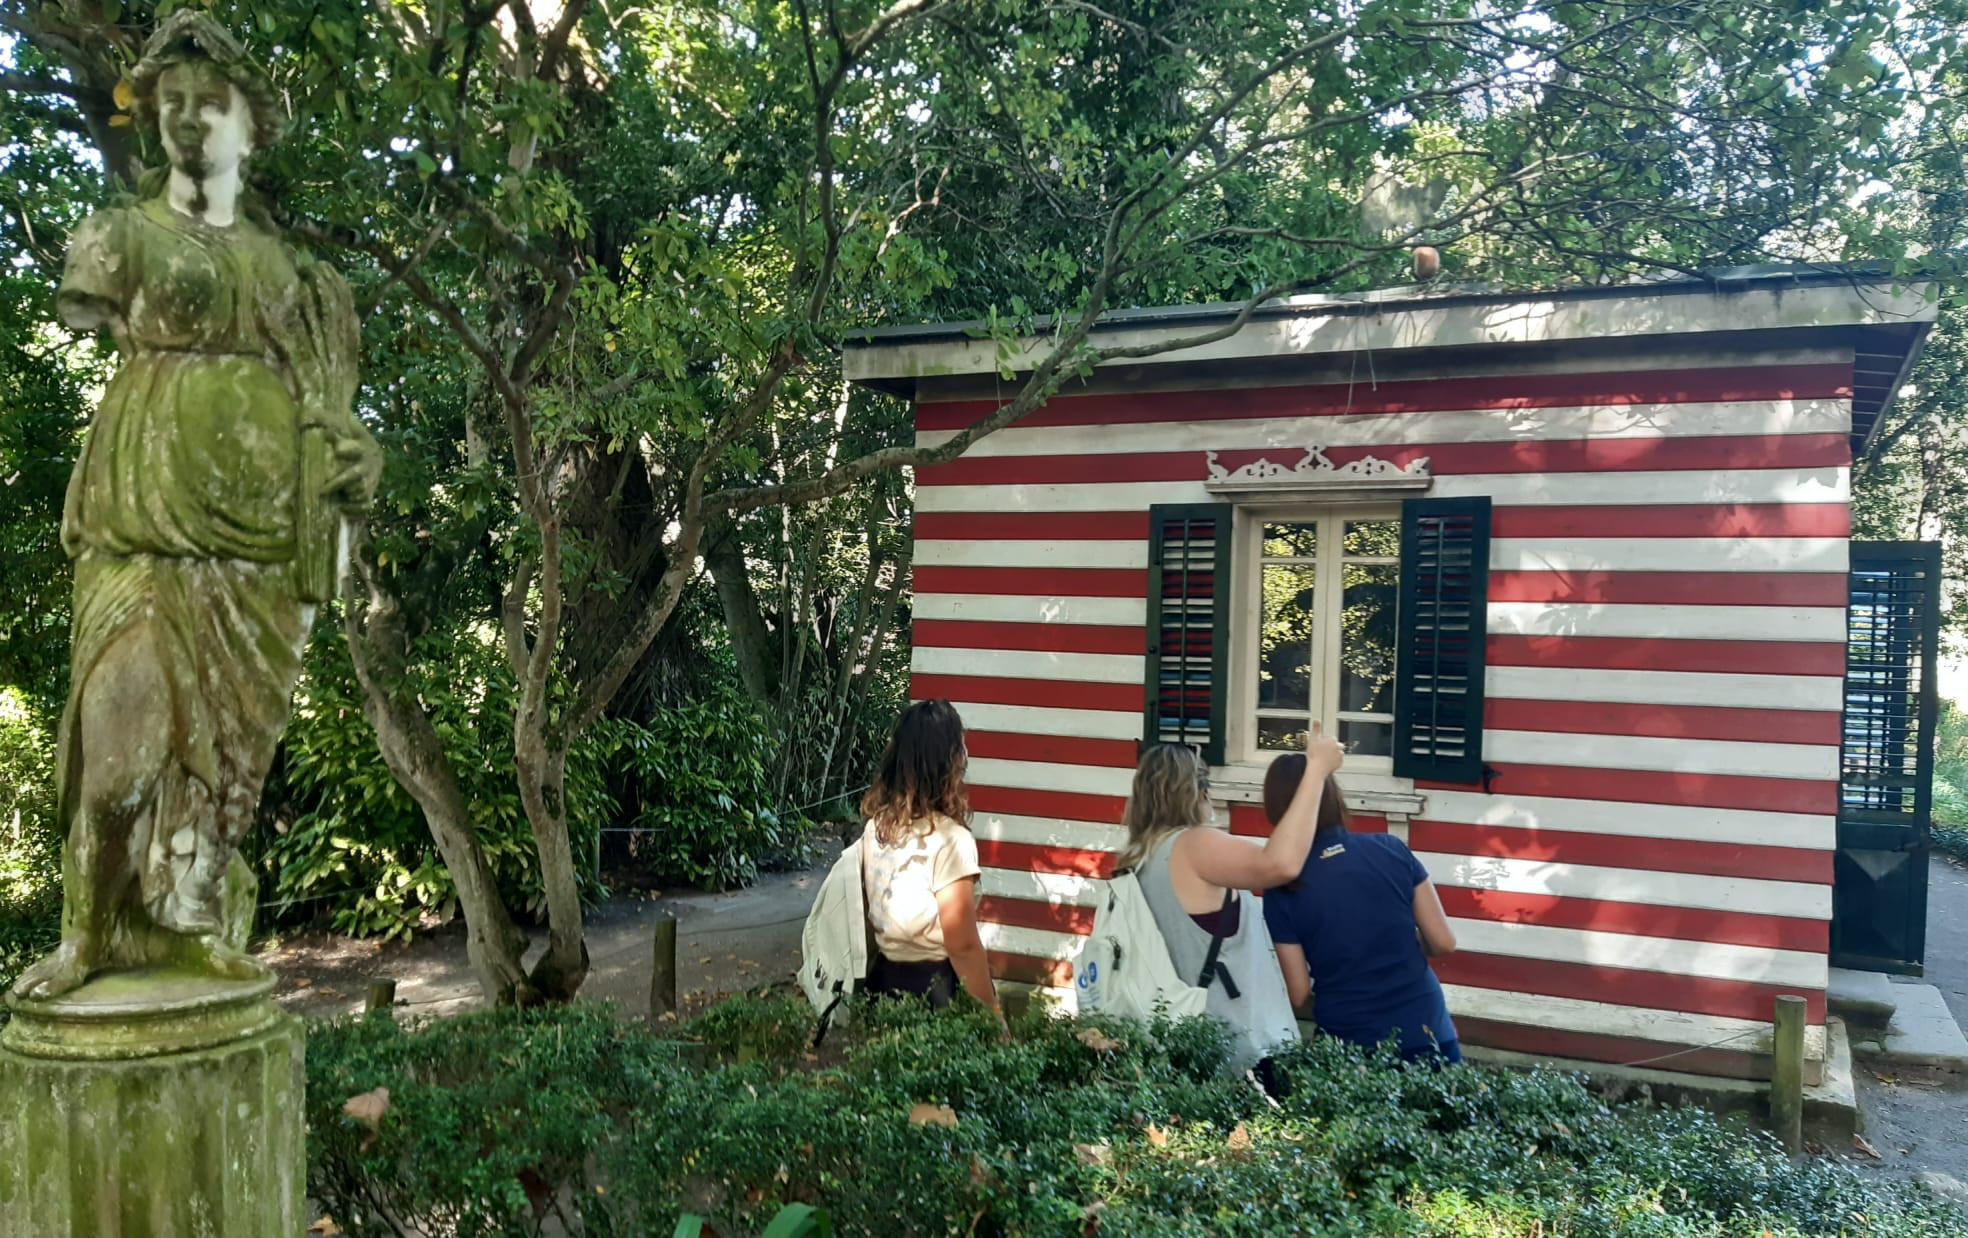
[{"x1": 705, "y1": 519, "x2": 779, "y2": 703}]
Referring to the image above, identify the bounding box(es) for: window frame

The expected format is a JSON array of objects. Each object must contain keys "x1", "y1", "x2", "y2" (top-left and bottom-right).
[{"x1": 1228, "y1": 504, "x2": 1403, "y2": 773}]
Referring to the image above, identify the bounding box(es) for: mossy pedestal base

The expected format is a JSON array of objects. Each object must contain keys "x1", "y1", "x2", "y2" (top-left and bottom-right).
[{"x1": 0, "y1": 969, "x2": 304, "y2": 1236}]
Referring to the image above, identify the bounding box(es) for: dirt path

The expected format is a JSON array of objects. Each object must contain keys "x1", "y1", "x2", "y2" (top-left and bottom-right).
[{"x1": 261, "y1": 863, "x2": 826, "y2": 1022}]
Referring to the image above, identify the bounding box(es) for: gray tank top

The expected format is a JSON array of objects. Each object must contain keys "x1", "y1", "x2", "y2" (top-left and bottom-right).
[{"x1": 1137, "y1": 831, "x2": 1302, "y2": 1074}]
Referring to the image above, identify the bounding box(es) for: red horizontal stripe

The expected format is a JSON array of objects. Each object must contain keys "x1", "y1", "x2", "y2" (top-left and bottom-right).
[
  {"x1": 1227, "y1": 804, "x2": 1386, "y2": 837},
  {"x1": 1435, "y1": 886, "x2": 1828, "y2": 952},
  {"x1": 913, "y1": 619, "x2": 1145, "y2": 656},
  {"x1": 915, "y1": 565, "x2": 1148, "y2": 598},
  {"x1": 916, "y1": 365, "x2": 1854, "y2": 431},
  {"x1": 991, "y1": 951, "x2": 1074, "y2": 987},
  {"x1": 1452, "y1": 1018, "x2": 1771, "y2": 1080},
  {"x1": 979, "y1": 895, "x2": 1097, "y2": 936},
  {"x1": 1434, "y1": 953, "x2": 1826, "y2": 1023},
  {"x1": 912, "y1": 674, "x2": 1142, "y2": 713},
  {"x1": 914, "y1": 511, "x2": 1149, "y2": 541},
  {"x1": 1487, "y1": 571, "x2": 1848, "y2": 608},
  {"x1": 976, "y1": 839, "x2": 1115, "y2": 879},
  {"x1": 1492, "y1": 503, "x2": 1850, "y2": 540},
  {"x1": 916, "y1": 435, "x2": 1849, "y2": 487},
  {"x1": 1421, "y1": 765, "x2": 1836, "y2": 815},
  {"x1": 1487, "y1": 635, "x2": 1845, "y2": 676},
  {"x1": 1484, "y1": 699, "x2": 1843, "y2": 747},
  {"x1": 1412, "y1": 819, "x2": 1832, "y2": 885},
  {"x1": 972, "y1": 784, "x2": 1126, "y2": 825},
  {"x1": 965, "y1": 730, "x2": 1139, "y2": 769}
]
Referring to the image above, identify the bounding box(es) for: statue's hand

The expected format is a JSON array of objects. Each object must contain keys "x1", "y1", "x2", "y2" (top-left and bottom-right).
[{"x1": 324, "y1": 435, "x2": 383, "y2": 508}]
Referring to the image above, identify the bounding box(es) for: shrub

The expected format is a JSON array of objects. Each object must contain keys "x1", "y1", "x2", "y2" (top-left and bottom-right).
[
  {"x1": 305, "y1": 998, "x2": 1965, "y2": 1238},
  {"x1": 0, "y1": 686, "x2": 59, "y2": 1004}
]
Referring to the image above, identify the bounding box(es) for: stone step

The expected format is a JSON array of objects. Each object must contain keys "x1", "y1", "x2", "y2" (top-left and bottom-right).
[
  {"x1": 1826, "y1": 967, "x2": 1900, "y2": 1032},
  {"x1": 1850, "y1": 983, "x2": 1968, "y2": 1085}
]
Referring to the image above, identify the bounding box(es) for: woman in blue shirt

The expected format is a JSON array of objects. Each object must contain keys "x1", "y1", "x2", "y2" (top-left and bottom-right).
[{"x1": 1259, "y1": 753, "x2": 1462, "y2": 1064}]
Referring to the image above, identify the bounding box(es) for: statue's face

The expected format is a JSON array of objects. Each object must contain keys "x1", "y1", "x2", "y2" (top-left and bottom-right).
[{"x1": 156, "y1": 60, "x2": 251, "y2": 180}]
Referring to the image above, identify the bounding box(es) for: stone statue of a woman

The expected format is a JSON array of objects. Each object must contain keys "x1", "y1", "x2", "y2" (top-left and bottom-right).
[{"x1": 9, "y1": 11, "x2": 380, "y2": 1001}]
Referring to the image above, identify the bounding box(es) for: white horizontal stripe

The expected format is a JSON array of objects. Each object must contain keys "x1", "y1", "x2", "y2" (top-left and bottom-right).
[
  {"x1": 917, "y1": 535, "x2": 1845, "y2": 574},
  {"x1": 1484, "y1": 730, "x2": 1839, "y2": 781},
  {"x1": 946, "y1": 702, "x2": 1142, "y2": 741},
  {"x1": 1417, "y1": 790, "x2": 1833, "y2": 849},
  {"x1": 917, "y1": 539, "x2": 1145, "y2": 569},
  {"x1": 1486, "y1": 602, "x2": 1845, "y2": 643},
  {"x1": 916, "y1": 399, "x2": 1849, "y2": 458},
  {"x1": 968, "y1": 756, "x2": 1134, "y2": 799},
  {"x1": 981, "y1": 921, "x2": 1087, "y2": 961},
  {"x1": 971, "y1": 811, "x2": 1123, "y2": 853},
  {"x1": 915, "y1": 469, "x2": 1850, "y2": 512},
  {"x1": 1418, "y1": 852, "x2": 1832, "y2": 919},
  {"x1": 1439, "y1": 986, "x2": 1827, "y2": 1054},
  {"x1": 980, "y1": 866, "x2": 1100, "y2": 908},
  {"x1": 914, "y1": 593, "x2": 1147, "y2": 626},
  {"x1": 1492, "y1": 537, "x2": 1845, "y2": 574},
  {"x1": 912, "y1": 646, "x2": 1143, "y2": 685},
  {"x1": 1486, "y1": 666, "x2": 1844, "y2": 712},
  {"x1": 1449, "y1": 920, "x2": 1825, "y2": 989}
]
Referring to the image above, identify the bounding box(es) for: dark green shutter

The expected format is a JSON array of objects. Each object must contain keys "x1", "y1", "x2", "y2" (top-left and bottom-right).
[
  {"x1": 1393, "y1": 496, "x2": 1491, "y2": 783},
  {"x1": 1145, "y1": 504, "x2": 1232, "y2": 765}
]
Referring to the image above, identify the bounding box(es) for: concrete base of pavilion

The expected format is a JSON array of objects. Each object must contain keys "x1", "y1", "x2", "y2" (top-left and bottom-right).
[{"x1": 1827, "y1": 967, "x2": 1968, "y2": 1086}]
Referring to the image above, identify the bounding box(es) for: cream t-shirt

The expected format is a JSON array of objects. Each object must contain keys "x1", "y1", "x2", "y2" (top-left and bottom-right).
[{"x1": 861, "y1": 814, "x2": 981, "y2": 963}]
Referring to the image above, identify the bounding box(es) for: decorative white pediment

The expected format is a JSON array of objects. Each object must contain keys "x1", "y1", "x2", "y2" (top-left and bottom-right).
[{"x1": 1203, "y1": 446, "x2": 1433, "y2": 501}]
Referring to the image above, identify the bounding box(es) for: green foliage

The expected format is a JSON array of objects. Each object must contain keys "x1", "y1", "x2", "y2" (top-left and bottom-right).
[
  {"x1": 260, "y1": 630, "x2": 615, "y2": 940},
  {"x1": 0, "y1": 687, "x2": 61, "y2": 1003},
  {"x1": 305, "y1": 999, "x2": 1965, "y2": 1237},
  {"x1": 1932, "y1": 700, "x2": 1968, "y2": 862},
  {"x1": 608, "y1": 679, "x2": 810, "y2": 891}
]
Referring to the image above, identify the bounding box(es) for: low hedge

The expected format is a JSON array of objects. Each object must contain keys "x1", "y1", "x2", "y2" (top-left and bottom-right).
[{"x1": 305, "y1": 994, "x2": 1963, "y2": 1237}]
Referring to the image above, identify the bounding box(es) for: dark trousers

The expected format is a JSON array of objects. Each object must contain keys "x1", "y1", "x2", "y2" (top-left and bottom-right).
[{"x1": 866, "y1": 954, "x2": 959, "y2": 1007}]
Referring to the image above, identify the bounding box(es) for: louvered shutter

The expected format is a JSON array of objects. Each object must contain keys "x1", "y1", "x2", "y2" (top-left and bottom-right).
[
  {"x1": 1145, "y1": 504, "x2": 1232, "y2": 765},
  {"x1": 1392, "y1": 496, "x2": 1491, "y2": 783}
]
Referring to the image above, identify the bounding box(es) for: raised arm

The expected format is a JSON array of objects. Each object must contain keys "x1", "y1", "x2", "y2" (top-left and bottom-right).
[
  {"x1": 1176, "y1": 724, "x2": 1345, "y2": 891},
  {"x1": 1413, "y1": 880, "x2": 1458, "y2": 957}
]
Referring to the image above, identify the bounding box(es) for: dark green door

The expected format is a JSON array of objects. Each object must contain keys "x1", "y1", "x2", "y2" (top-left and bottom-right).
[{"x1": 1831, "y1": 541, "x2": 1941, "y2": 976}]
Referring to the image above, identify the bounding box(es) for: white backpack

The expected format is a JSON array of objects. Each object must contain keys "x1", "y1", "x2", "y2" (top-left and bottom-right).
[
  {"x1": 1071, "y1": 870, "x2": 1229, "y2": 1022},
  {"x1": 797, "y1": 840, "x2": 870, "y2": 1040}
]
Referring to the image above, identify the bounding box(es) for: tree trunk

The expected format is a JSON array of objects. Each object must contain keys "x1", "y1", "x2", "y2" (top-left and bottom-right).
[
  {"x1": 517, "y1": 742, "x2": 589, "y2": 999},
  {"x1": 1918, "y1": 413, "x2": 1948, "y2": 542},
  {"x1": 342, "y1": 552, "x2": 535, "y2": 1007},
  {"x1": 705, "y1": 518, "x2": 778, "y2": 702}
]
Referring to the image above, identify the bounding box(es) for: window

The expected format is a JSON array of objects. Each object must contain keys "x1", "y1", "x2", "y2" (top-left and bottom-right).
[{"x1": 1244, "y1": 511, "x2": 1401, "y2": 767}]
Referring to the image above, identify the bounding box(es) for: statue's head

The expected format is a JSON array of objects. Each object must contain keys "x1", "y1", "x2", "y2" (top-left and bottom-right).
[{"x1": 131, "y1": 11, "x2": 284, "y2": 179}]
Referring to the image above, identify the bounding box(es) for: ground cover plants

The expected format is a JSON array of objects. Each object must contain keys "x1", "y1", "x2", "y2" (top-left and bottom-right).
[{"x1": 305, "y1": 992, "x2": 1966, "y2": 1237}]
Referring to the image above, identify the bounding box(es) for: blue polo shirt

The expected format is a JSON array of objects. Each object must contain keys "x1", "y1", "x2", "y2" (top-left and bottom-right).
[{"x1": 1261, "y1": 830, "x2": 1457, "y2": 1058}]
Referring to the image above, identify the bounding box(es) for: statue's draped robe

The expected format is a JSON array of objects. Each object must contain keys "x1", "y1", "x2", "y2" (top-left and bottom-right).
[{"x1": 57, "y1": 197, "x2": 327, "y2": 938}]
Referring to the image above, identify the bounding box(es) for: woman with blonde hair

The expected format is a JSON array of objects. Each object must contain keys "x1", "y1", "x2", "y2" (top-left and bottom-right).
[
  {"x1": 1122, "y1": 726, "x2": 1345, "y2": 1083},
  {"x1": 858, "y1": 699, "x2": 1002, "y2": 1026}
]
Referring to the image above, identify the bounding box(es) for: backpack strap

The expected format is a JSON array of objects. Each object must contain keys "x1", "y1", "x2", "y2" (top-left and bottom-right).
[{"x1": 1195, "y1": 886, "x2": 1241, "y2": 1000}]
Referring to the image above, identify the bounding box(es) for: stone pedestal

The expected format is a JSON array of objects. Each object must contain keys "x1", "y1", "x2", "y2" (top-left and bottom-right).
[{"x1": 0, "y1": 969, "x2": 304, "y2": 1236}]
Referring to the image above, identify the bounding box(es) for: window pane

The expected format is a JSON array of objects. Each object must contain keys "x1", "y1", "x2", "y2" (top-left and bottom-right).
[
  {"x1": 1340, "y1": 562, "x2": 1399, "y2": 714},
  {"x1": 1258, "y1": 716, "x2": 1310, "y2": 750},
  {"x1": 1262, "y1": 522, "x2": 1318, "y2": 558},
  {"x1": 1339, "y1": 718, "x2": 1393, "y2": 757},
  {"x1": 1258, "y1": 564, "x2": 1315, "y2": 711},
  {"x1": 1343, "y1": 518, "x2": 1399, "y2": 559}
]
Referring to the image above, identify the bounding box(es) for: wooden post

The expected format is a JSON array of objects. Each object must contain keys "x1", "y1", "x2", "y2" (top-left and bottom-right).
[
  {"x1": 1771, "y1": 994, "x2": 1806, "y2": 1151},
  {"x1": 650, "y1": 914, "x2": 678, "y2": 1019},
  {"x1": 365, "y1": 977, "x2": 397, "y2": 1016}
]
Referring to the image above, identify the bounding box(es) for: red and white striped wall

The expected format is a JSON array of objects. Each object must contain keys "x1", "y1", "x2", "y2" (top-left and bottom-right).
[{"x1": 902, "y1": 354, "x2": 1854, "y2": 1078}]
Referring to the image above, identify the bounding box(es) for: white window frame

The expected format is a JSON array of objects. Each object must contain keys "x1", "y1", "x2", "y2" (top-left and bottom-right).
[{"x1": 1227, "y1": 504, "x2": 1402, "y2": 775}]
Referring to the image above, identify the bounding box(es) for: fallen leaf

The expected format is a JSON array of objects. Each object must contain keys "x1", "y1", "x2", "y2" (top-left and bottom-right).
[
  {"x1": 292, "y1": 977, "x2": 314, "y2": 989},
  {"x1": 307, "y1": 1217, "x2": 344, "y2": 1236},
  {"x1": 909, "y1": 1103, "x2": 959, "y2": 1127},
  {"x1": 1072, "y1": 1141, "x2": 1111, "y2": 1167},
  {"x1": 342, "y1": 1087, "x2": 391, "y2": 1129},
  {"x1": 1075, "y1": 1028, "x2": 1126, "y2": 1053},
  {"x1": 698, "y1": 957, "x2": 713, "y2": 965},
  {"x1": 1145, "y1": 1123, "x2": 1170, "y2": 1148},
  {"x1": 1226, "y1": 1124, "x2": 1252, "y2": 1153},
  {"x1": 1854, "y1": 1134, "x2": 1883, "y2": 1160}
]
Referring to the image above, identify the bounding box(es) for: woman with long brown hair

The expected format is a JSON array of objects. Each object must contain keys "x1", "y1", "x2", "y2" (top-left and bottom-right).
[
  {"x1": 1259, "y1": 754, "x2": 1460, "y2": 1064},
  {"x1": 1122, "y1": 726, "x2": 1345, "y2": 1082},
  {"x1": 858, "y1": 699, "x2": 1002, "y2": 1024}
]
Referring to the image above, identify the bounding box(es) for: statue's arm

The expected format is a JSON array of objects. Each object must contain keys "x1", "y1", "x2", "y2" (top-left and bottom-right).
[{"x1": 57, "y1": 210, "x2": 130, "y2": 337}]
